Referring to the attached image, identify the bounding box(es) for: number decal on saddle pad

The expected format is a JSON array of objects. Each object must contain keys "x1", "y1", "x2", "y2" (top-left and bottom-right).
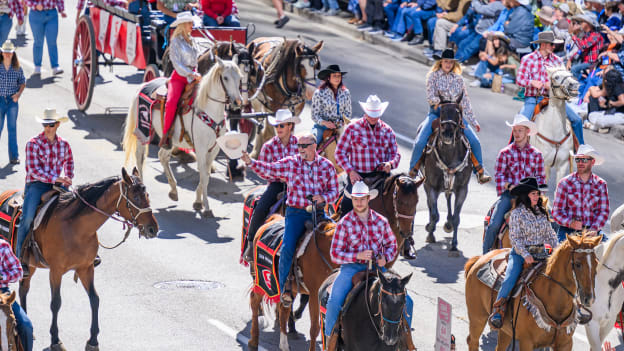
[{"x1": 252, "y1": 220, "x2": 285, "y2": 303}]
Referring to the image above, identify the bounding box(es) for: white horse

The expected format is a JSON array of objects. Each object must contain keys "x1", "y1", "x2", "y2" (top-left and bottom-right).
[
  {"x1": 610, "y1": 204, "x2": 624, "y2": 232},
  {"x1": 122, "y1": 57, "x2": 243, "y2": 217},
  {"x1": 585, "y1": 231, "x2": 624, "y2": 350},
  {"x1": 531, "y1": 66, "x2": 580, "y2": 184}
]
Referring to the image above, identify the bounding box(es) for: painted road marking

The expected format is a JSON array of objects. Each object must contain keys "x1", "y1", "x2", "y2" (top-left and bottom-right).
[{"x1": 207, "y1": 318, "x2": 269, "y2": 351}]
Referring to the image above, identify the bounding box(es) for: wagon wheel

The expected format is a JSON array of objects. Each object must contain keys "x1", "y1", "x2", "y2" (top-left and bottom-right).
[
  {"x1": 143, "y1": 64, "x2": 160, "y2": 82},
  {"x1": 72, "y1": 15, "x2": 98, "y2": 112}
]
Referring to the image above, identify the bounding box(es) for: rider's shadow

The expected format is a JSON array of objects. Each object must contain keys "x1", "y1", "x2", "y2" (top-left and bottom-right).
[
  {"x1": 237, "y1": 317, "x2": 310, "y2": 351},
  {"x1": 480, "y1": 330, "x2": 498, "y2": 350},
  {"x1": 407, "y1": 234, "x2": 468, "y2": 284},
  {"x1": 0, "y1": 163, "x2": 18, "y2": 179},
  {"x1": 67, "y1": 109, "x2": 126, "y2": 149},
  {"x1": 154, "y1": 207, "x2": 232, "y2": 243}
]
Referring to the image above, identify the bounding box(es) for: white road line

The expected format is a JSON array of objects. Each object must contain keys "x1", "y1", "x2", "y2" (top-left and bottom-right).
[
  {"x1": 395, "y1": 131, "x2": 414, "y2": 145},
  {"x1": 207, "y1": 318, "x2": 269, "y2": 351}
]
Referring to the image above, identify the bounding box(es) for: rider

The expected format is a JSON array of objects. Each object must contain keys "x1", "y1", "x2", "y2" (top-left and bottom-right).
[
  {"x1": 241, "y1": 133, "x2": 339, "y2": 307},
  {"x1": 552, "y1": 144, "x2": 609, "y2": 242},
  {"x1": 159, "y1": 11, "x2": 201, "y2": 149},
  {"x1": 17, "y1": 108, "x2": 74, "y2": 277},
  {"x1": 515, "y1": 30, "x2": 585, "y2": 145},
  {"x1": 242, "y1": 109, "x2": 300, "y2": 263},
  {"x1": 408, "y1": 48, "x2": 491, "y2": 184},
  {"x1": 311, "y1": 64, "x2": 352, "y2": 145},
  {"x1": 483, "y1": 114, "x2": 546, "y2": 254},
  {"x1": 324, "y1": 181, "x2": 413, "y2": 351},
  {"x1": 488, "y1": 177, "x2": 558, "y2": 329},
  {"x1": 0, "y1": 237, "x2": 33, "y2": 351}
]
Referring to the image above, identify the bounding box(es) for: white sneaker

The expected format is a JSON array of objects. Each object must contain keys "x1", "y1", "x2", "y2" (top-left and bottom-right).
[
  {"x1": 52, "y1": 67, "x2": 64, "y2": 75},
  {"x1": 16, "y1": 23, "x2": 26, "y2": 35},
  {"x1": 33, "y1": 66, "x2": 41, "y2": 75},
  {"x1": 469, "y1": 80, "x2": 481, "y2": 87}
]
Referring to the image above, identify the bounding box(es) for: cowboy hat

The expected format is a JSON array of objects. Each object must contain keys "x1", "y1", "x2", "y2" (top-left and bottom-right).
[
  {"x1": 216, "y1": 131, "x2": 249, "y2": 159},
  {"x1": 538, "y1": 6, "x2": 555, "y2": 25},
  {"x1": 510, "y1": 177, "x2": 548, "y2": 196},
  {"x1": 554, "y1": 2, "x2": 570, "y2": 15},
  {"x1": 344, "y1": 181, "x2": 378, "y2": 200},
  {"x1": 488, "y1": 31, "x2": 511, "y2": 44},
  {"x1": 171, "y1": 11, "x2": 201, "y2": 27},
  {"x1": 505, "y1": 114, "x2": 538, "y2": 136},
  {"x1": 572, "y1": 144, "x2": 604, "y2": 165},
  {"x1": 433, "y1": 48, "x2": 457, "y2": 61},
  {"x1": 268, "y1": 109, "x2": 302, "y2": 126},
  {"x1": 571, "y1": 13, "x2": 599, "y2": 28},
  {"x1": 359, "y1": 95, "x2": 389, "y2": 118},
  {"x1": 35, "y1": 108, "x2": 69, "y2": 124},
  {"x1": 517, "y1": 0, "x2": 531, "y2": 7},
  {"x1": 317, "y1": 64, "x2": 347, "y2": 81},
  {"x1": 1, "y1": 41, "x2": 15, "y2": 53},
  {"x1": 531, "y1": 31, "x2": 564, "y2": 44}
]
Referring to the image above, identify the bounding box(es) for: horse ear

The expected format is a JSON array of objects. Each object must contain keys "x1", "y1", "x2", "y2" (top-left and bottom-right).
[
  {"x1": 400, "y1": 273, "x2": 413, "y2": 288},
  {"x1": 377, "y1": 269, "x2": 389, "y2": 285},
  {"x1": 567, "y1": 234, "x2": 580, "y2": 248},
  {"x1": 295, "y1": 44, "x2": 303, "y2": 56},
  {"x1": 232, "y1": 53, "x2": 239, "y2": 65},
  {"x1": 312, "y1": 40, "x2": 324, "y2": 53},
  {"x1": 587, "y1": 234, "x2": 603, "y2": 248},
  {"x1": 121, "y1": 167, "x2": 132, "y2": 184},
  {"x1": 216, "y1": 56, "x2": 224, "y2": 68},
  {"x1": 132, "y1": 166, "x2": 140, "y2": 177},
  {"x1": 247, "y1": 41, "x2": 255, "y2": 54}
]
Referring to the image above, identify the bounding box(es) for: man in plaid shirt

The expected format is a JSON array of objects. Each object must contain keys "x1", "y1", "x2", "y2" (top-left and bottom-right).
[
  {"x1": 516, "y1": 31, "x2": 585, "y2": 145},
  {"x1": 552, "y1": 144, "x2": 609, "y2": 242},
  {"x1": 16, "y1": 109, "x2": 73, "y2": 277},
  {"x1": 323, "y1": 181, "x2": 413, "y2": 350},
  {"x1": 569, "y1": 13, "x2": 604, "y2": 81},
  {"x1": 483, "y1": 114, "x2": 546, "y2": 254},
  {"x1": 241, "y1": 133, "x2": 338, "y2": 306}
]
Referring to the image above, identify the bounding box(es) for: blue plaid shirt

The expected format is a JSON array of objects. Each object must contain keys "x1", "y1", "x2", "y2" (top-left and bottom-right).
[{"x1": 0, "y1": 65, "x2": 25, "y2": 97}]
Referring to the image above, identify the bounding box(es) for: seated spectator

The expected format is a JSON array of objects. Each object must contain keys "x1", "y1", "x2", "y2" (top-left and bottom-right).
[
  {"x1": 553, "y1": 2, "x2": 570, "y2": 23},
  {"x1": 586, "y1": 0, "x2": 607, "y2": 25},
  {"x1": 483, "y1": 0, "x2": 533, "y2": 52},
  {"x1": 201, "y1": 0, "x2": 240, "y2": 26},
  {"x1": 157, "y1": 0, "x2": 199, "y2": 24},
  {"x1": 472, "y1": 46, "x2": 515, "y2": 87},
  {"x1": 429, "y1": 0, "x2": 471, "y2": 54},
  {"x1": 383, "y1": 0, "x2": 404, "y2": 35},
  {"x1": 451, "y1": 0, "x2": 505, "y2": 62},
  {"x1": 604, "y1": 1, "x2": 621, "y2": 30},
  {"x1": 478, "y1": 31, "x2": 509, "y2": 62},
  {"x1": 388, "y1": 0, "x2": 437, "y2": 42},
  {"x1": 538, "y1": 6, "x2": 556, "y2": 31},
  {"x1": 585, "y1": 68, "x2": 624, "y2": 129},
  {"x1": 423, "y1": 0, "x2": 466, "y2": 52},
  {"x1": 569, "y1": 13, "x2": 605, "y2": 80},
  {"x1": 601, "y1": 25, "x2": 624, "y2": 77},
  {"x1": 315, "y1": 0, "x2": 339, "y2": 15},
  {"x1": 356, "y1": 0, "x2": 384, "y2": 33},
  {"x1": 447, "y1": 4, "x2": 478, "y2": 48},
  {"x1": 347, "y1": 0, "x2": 366, "y2": 24}
]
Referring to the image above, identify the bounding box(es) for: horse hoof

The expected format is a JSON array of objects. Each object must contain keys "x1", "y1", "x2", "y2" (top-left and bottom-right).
[
  {"x1": 193, "y1": 202, "x2": 203, "y2": 211},
  {"x1": 426, "y1": 234, "x2": 436, "y2": 243},
  {"x1": 168, "y1": 191, "x2": 178, "y2": 201},
  {"x1": 50, "y1": 342, "x2": 67, "y2": 351},
  {"x1": 202, "y1": 209, "x2": 214, "y2": 218},
  {"x1": 448, "y1": 248, "x2": 460, "y2": 257},
  {"x1": 85, "y1": 342, "x2": 100, "y2": 351},
  {"x1": 443, "y1": 222, "x2": 453, "y2": 233}
]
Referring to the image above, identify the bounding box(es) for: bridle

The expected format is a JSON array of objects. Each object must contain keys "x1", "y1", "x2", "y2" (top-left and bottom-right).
[
  {"x1": 365, "y1": 273, "x2": 407, "y2": 343},
  {"x1": 550, "y1": 74, "x2": 578, "y2": 100},
  {"x1": 0, "y1": 302, "x2": 17, "y2": 351}
]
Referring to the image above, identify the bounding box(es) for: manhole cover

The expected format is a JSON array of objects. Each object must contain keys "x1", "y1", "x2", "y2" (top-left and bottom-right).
[{"x1": 153, "y1": 280, "x2": 225, "y2": 290}]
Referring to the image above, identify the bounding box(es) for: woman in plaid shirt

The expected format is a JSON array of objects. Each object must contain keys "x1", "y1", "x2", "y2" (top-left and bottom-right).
[
  {"x1": 26, "y1": 0, "x2": 67, "y2": 75},
  {"x1": 0, "y1": 41, "x2": 25, "y2": 165}
]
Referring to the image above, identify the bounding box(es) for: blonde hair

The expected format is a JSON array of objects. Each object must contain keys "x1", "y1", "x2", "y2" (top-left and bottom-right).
[
  {"x1": 172, "y1": 24, "x2": 191, "y2": 44},
  {"x1": 429, "y1": 59, "x2": 462, "y2": 76}
]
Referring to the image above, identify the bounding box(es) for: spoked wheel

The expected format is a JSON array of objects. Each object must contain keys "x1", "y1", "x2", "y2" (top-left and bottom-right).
[
  {"x1": 143, "y1": 64, "x2": 160, "y2": 82},
  {"x1": 72, "y1": 15, "x2": 97, "y2": 112}
]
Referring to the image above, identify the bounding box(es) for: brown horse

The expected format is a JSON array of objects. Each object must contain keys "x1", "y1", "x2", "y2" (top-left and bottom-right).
[
  {"x1": 317, "y1": 117, "x2": 350, "y2": 173},
  {"x1": 14, "y1": 168, "x2": 159, "y2": 351},
  {"x1": 464, "y1": 234, "x2": 602, "y2": 351},
  {"x1": 248, "y1": 37, "x2": 323, "y2": 159},
  {"x1": 0, "y1": 291, "x2": 21, "y2": 351}
]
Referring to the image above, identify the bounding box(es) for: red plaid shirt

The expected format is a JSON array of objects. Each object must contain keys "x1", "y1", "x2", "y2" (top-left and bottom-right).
[
  {"x1": 516, "y1": 50, "x2": 563, "y2": 97},
  {"x1": 0, "y1": 239, "x2": 23, "y2": 287},
  {"x1": 1, "y1": 0, "x2": 24, "y2": 22},
  {"x1": 494, "y1": 143, "x2": 545, "y2": 196},
  {"x1": 25, "y1": 132, "x2": 74, "y2": 184},
  {"x1": 335, "y1": 117, "x2": 400, "y2": 174},
  {"x1": 258, "y1": 135, "x2": 298, "y2": 183},
  {"x1": 249, "y1": 154, "x2": 339, "y2": 208},
  {"x1": 572, "y1": 31, "x2": 605, "y2": 64},
  {"x1": 552, "y1": 172, "x2": 610, "y2": 230},
  {"x1": 330, "y1": 209, "x2": 397, "y2": 265},
  {"x1": 26, "y1": 0, "x2": 64, "y2": 12}
]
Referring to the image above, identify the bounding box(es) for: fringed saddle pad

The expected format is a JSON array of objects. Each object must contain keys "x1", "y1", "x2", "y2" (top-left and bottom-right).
[
  {"x1": 240, "y1": 186, "x2": 265, "y2": 266},
  {"x1": 252, "y1": 219, "x2": 285, "y2": 302},
  {"x1": 0, "y1": 190, "x2": 21, "y2": 250},
  {"x1": 136, "y1": 77, "x2": 168, "y2": 144}
]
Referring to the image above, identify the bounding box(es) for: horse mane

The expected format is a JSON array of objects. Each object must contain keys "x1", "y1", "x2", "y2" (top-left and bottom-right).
[
  {"x1": 382, "y1": 173, "x2": 418, "y2": 196},
  {"x1": 212, "y1": 41, "x2": 246, "y2": 60},
  {"x1": 546, "y1": 65, "x2": 566, "y2": 79},
  {"x1": 195, "y1": 60, "x2": 240, "y2": 111},
  {"x1": 600, "y1": 230, "x2": 624, "y2": 264},
  {"x1": 266, "y1": 39, "x2": 301, "y2": 82},
  {"x1": 545, "y1": 238, "x2": 572, "y2": 274}
]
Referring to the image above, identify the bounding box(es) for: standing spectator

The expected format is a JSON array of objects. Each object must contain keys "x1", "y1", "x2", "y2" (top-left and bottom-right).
[
  {"x1": 15, "y1": 0, "x2": 27, "y2": 36},
  {"x1": 0, "y1": 0, "x2": 23, "y2": 44},
  {"x1": 0, "y1": 41, "x2": 24, "y2": 165},
  {"x1": 347, "y1": 0, "x2": 366, "y2": 24},
  {"x1": 27, "y1": 0, "x2": 67, "y2": 75},
  {"x1": 569, "y1": 13, "x2": 605, "y2": 80},
  {"x1": 452, "y1": 0, "x2": 504, "y2": 62},
  {"x1": 200, "y1": 0, "x2": 240, "y2": 26},
  {"x1": 429, "y1": 0, "x2": 470, "y2": 55},
  {"x1": 311, "y1": 64, "x2": 352, "y2": 144}
]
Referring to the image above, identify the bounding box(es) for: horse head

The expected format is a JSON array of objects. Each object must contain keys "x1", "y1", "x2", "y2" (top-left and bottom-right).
[
  {"x1": 564, "y1": 233, "x2": 603, "y2": 306},
  {"x1": 229, "y1": 41, "x2": 256, "y2": 107},
  {"x1": 198, "y1": 57, "x2": 243, "y2": 111},
  {"x1": 0, "y1": 291, "x2": 19, "y2": 351},
  {"x1": 376, "y1": 270, "x2": 412, "y2": 346},
  {"x1": 118, "y1": 167, "x2": 159, "y2": 239},
  {"x1": 438, "y1": 93, "x2": 463, "y2": 145},
  {"x1": 548, "y1": 66, "x2": 579, "y2": 101},
  {"x1": 384, "y1": 174, "x2": 425, "y2": 239},
  {"x1": 295, "y1": 39, "x2": 323, "y2": 100}
]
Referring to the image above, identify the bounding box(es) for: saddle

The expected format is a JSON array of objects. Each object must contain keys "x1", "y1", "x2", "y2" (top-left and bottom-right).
[{"x1": 476, "y1": 249, "x2": 544, "y2": 298}]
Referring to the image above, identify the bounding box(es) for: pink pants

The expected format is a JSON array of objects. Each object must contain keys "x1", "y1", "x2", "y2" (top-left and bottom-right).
[{"x1": 163, "y1": 70, "x2": 189, "y2": 135}]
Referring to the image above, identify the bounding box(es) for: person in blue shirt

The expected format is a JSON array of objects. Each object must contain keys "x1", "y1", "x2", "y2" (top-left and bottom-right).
[{"x1": 0, "y1": 41, "x2": 25, "y2": 165}]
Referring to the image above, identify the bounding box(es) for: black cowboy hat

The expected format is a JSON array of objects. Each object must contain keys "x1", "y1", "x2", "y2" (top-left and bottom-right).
[
  {"x1": 433, "y1": 48, "x2": 457, "y2": 61},
  {"x1": 510, "y1": 177, "x2": 548, "y2": 196},
  {"x1": 317, "y1": 64, "x2": 347, "y2": 81}
]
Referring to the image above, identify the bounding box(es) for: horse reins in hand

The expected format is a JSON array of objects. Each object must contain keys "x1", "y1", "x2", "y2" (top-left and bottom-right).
[{"x1": 364, "y1": 264, "x2": 406, "y2": 342}]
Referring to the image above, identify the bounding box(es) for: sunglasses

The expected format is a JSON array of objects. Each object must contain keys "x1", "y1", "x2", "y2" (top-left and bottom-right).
[
  {"x1": 575, "y1": 157, "x2": 594, "y2": 163},
  {"x1": 297, "y1": 143, "x2": 313, "y2": 149},
  {"x1": 42, "y1": 122, "x2": 58, "y2": 128},
  {"x1": 276, "y1": 123, "x2": 290, "y2": 129}
]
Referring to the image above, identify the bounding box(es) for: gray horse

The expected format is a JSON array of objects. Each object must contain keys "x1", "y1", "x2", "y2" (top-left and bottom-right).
[{"x1": 422, "y1": 96, "x2": 472, "y2": 256}]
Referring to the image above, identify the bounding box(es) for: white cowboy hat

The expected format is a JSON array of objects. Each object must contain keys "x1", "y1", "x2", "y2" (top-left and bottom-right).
[
  {"x1": 344, "y1": 181, "x2": 378, "y2": 200},
  {"x1": 1, "y1": 41, "x2": 15, "y2": 53},
  {"x1": 505, "y1": 114, "x2": 537, "y2": 136},
  {"x1": 517, "y1": 0, "x2": 531, "y2": 7},
  {"x1": 170, "y1": 11, "x2": 201, "y2": 27},
  {"x1": 268, "y1": 109, "x2": 302, "y2": 126},
  {"x1": 35, "y1": 108, "x2": 69, "y2": 124},
  {"x1": 572, "y1": 144, "x2": 604, "y2": 165},
  {"x1": 216, "y1": 131, "x2": 248, "y2": 159},
  {"x1": 359, "y1": 95, "x2": 389, "y2": 118}
]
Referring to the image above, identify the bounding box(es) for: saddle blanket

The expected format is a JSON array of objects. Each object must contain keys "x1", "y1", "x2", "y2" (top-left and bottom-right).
[
  {"x1": 136, "y1": 77, "x2": 168, "y2": 144},
  {"x1": 476, "y1": 249, "x2": 543, "y2": 298},
  {"x1": 252, "y1": 219, "x2": 285, "y2": 302},
  {"x1": 240, "y1": 186, "x2": 265, "y2": 266},
  {"x1": 0, "y1": 190, "x2": 22, "y2": 249}
]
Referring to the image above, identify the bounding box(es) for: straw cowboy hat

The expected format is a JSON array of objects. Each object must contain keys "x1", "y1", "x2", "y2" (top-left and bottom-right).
[
  {"x1": 268, "y1": 109, "x2": 302, "y2": 126},
  {"x1": 317, "y1": 64, "x2": 347, "y2": 81},
  {"x1": 538, "y1": 6, "x2": 555, "y2": 25},
  {"x1": 506, "y1": 114, "x2": 538, "y2": 136},
  {"x1": 216, "y1": 131, "x2": 248, "y2": 159},
  {"x1": 510, "y1": 177, "x2": 548, "y2": 196},
  {"x1": 531, "y1": 31, "x2": 564, "y2": 45},
  {"x1": 359, "y1": 95, "x2": 389, "y2": 118},
  {"x1": 571, "y1": 144, "x2": 604, "y2": 165},
  {"x1": 171, "y1": 11, "x2": 201, "y2": 27},
  {"x1": 35, "y1": 108, "x2": 69, "y2": 124},
  {"x1": 1, "y1": 41, "x2": 15, "y2": 53},
  {"x1": 433, "y1": 48, "x2": 457, "y2": 61},
  {"x1": 344, "y1": 181, "x2": 378, "y2": 200},
  {"x1": 571, "y1": 13, "x2": 599, "y2": 28}
]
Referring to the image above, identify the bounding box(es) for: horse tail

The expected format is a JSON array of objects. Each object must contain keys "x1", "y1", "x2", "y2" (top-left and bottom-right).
[
  {"x1": 464, "y1": 256, "x2": 480, "y2": 278},
  {"x1": 123, "y1": 90, "x2": 140, "y2": 168}
]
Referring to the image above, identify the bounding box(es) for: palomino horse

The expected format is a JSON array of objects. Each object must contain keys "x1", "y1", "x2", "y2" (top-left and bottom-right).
[
  {"x1": 531, "y1": 66, "x2": 580, "y2": 184},
  {"x1": 14, "y1": 168, "x2": 158, "y2": 351},
  {"x1": 0, "y1": 291, "x2": 20, "y2": 351},
  {"x1": 248, "y1": 37, "x2": 323, "y2": 159},
  {"x1": 123, "y1": 58, "x2": 242, "y2": 217},
  {"x1": 465, "y1": 234, "x2": 601, "y2": 351},
  {"x1": 422, "y1": 96, "x2": 472, "y2": 256}
]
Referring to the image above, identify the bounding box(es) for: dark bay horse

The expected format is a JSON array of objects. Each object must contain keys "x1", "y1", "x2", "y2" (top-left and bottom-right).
[
  {"x1": 14, "y1": 168, "x2": 158, "y2": 351},
  {"x1": 0, "y1": 291, "x2": 20, "y2": 351},
  {"x1": 422, "y1": 97, "x2": 472, "y2": 256}
]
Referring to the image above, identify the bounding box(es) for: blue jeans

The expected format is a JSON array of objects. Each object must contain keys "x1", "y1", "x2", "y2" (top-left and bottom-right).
[
  {"x1": 449, "y1": 26, "x2": 472, "y2": 46},
  {"x1": 404, "y1": 9, "x2": 435, "y2": 35},
  {"x1": 496, "y1": 250, "x2": 524, "y2": 300},
  {"x1": 29, "y1": 9, "x2": 59, "y2": 68},
  {"x1": 383, "y1": 2, "x2": 401, "y2": 30},
  {"x1": 324, "y1": 263, "x2": 414, "y2": 336},
  {"x1": 312, "y1": 123, "x2": 328, "y2": 145},
  {"x1": 0, "y1": 96, "x2": 19, "y2": 161},
  {"x1": 322, "y1": 0, "x2": 339, "y2": 10},
  {"x1": 482, "y1": 191, "x2": 513, "y2": 254},
  {"x1": 0, "y1": 13, "x2": 12, "y2": 45},
  {"x1": 570, "y1": 62, "x2": 591, "y2": 81},
  {"x1": 278, "y1": 207, "x2": 312, "y2": 290},
  {"x1": 557, "y1": 226, "x2": 608, "y2": 243},
  {"x1": 455, "y1": 32, "x2": 482, "y2": 62},
  {"x1": 409, "y1": 108, "x2": 484, "y2": 170},
  {"x1": 202, "y1": 15, "x2": 241, "y2": 27},
  {"x1": 16, "y1": 182, "x2": 53, "y2": 258},
  {"x1": 0, "y1": 287, "x2": 33, "y2": 351},
  {"x1": 520, "y1": 96, "x2": 585, "y2": 145},
  {"x1": 426, "y1": 16, "x2": 437, "y2": 44}
]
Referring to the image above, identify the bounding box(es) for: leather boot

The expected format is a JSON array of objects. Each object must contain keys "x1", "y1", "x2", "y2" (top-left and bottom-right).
[
  {"x1": 408, "y1": 34, "x2": 425, "y2": 46},
  {"x1": 326, "y1": 327, "x2": 340, "y2": 351},
  {"x1": 400, "y1": 29, "x2": 415, "y2": 42},
  {"x1": 470, "y1": 152, "x2": 491, "y2": 184},
  {"x1": 280, "y1": 280, "x2": 293, "y2": 308},
  {"x1": 488, "y1": 297, "x2": 508, "y2": 329},
  {"x1": 243, "y1": 244, "x2": 253, "y2": 263}
]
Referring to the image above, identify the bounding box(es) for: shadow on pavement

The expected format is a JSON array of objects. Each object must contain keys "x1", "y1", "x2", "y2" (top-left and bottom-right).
[
  {"x1": 67, "y1": 109, "x2": 126, "y2": 150},
  {"x1": 0, "y1": 163, "x2": 18, "y2": 180},
  {"x1": 236, "y1": 314, "x2": 311, "y2": 351},
  {"x1": 154, "y1": 207, "x2": 232, "y2": 243},
  {"x1": 114, "y1": 72, "x2": 144, "y2": 85},
  {"x1": 408, "y1": 235, "x2": 468, "y2": 284},
  {"x1": 26, "y1": 74, "x2": 58, "y2": 88}
]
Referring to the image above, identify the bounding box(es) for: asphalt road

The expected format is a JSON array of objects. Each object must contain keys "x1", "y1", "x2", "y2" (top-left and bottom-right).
[{"x1": 0, "y1": 0, "x2": 622, "y2": 350}]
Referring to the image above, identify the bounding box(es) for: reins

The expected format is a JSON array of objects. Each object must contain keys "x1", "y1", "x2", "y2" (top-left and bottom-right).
[{"x1": 364, "y1": 264, "x2": 406, "y2": 343}]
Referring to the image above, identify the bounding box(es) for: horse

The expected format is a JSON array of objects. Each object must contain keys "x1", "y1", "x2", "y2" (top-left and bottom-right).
[
  {"x1": 531, "y1": 66, "x2": 580, "y2": 184},
  {"x1": 0, "y1": 291, "x2": 20, "y2": 351},
  {"x1": 317, "y1": 117, "x2": 350, "y2": 173},
  {"x1": 248, "y1": 37, "x2": 323, "y2": 159},
  {"x1": 421, "y1": 96, "x2": 472, "y2": 256},
  {"x1": 13, "y1": 168, "x2": 158, "y2": 351},
  {"x1": 584, "y1": 231, "x2": 624, "y2": 350},
  {"x1": 123, "y1": 58, "x2": 243, "y2": 217},
  {"x1": 464, "y1": 234, "x2": 602, "y2": 351},
  {"x1": 610, "y1": 203, "x2": 624, "y2": 232}
]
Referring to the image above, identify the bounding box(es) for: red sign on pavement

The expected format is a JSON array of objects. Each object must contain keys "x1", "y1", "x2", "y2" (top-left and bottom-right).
[{"x1": 435, "y1": 297, "x2": 452, "y2": 351}]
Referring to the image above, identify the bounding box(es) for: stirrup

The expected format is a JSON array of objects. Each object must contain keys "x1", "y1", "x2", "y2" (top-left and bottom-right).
[{"x1": 280, "y1": 290, "x2": 293, "y2": 308}]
